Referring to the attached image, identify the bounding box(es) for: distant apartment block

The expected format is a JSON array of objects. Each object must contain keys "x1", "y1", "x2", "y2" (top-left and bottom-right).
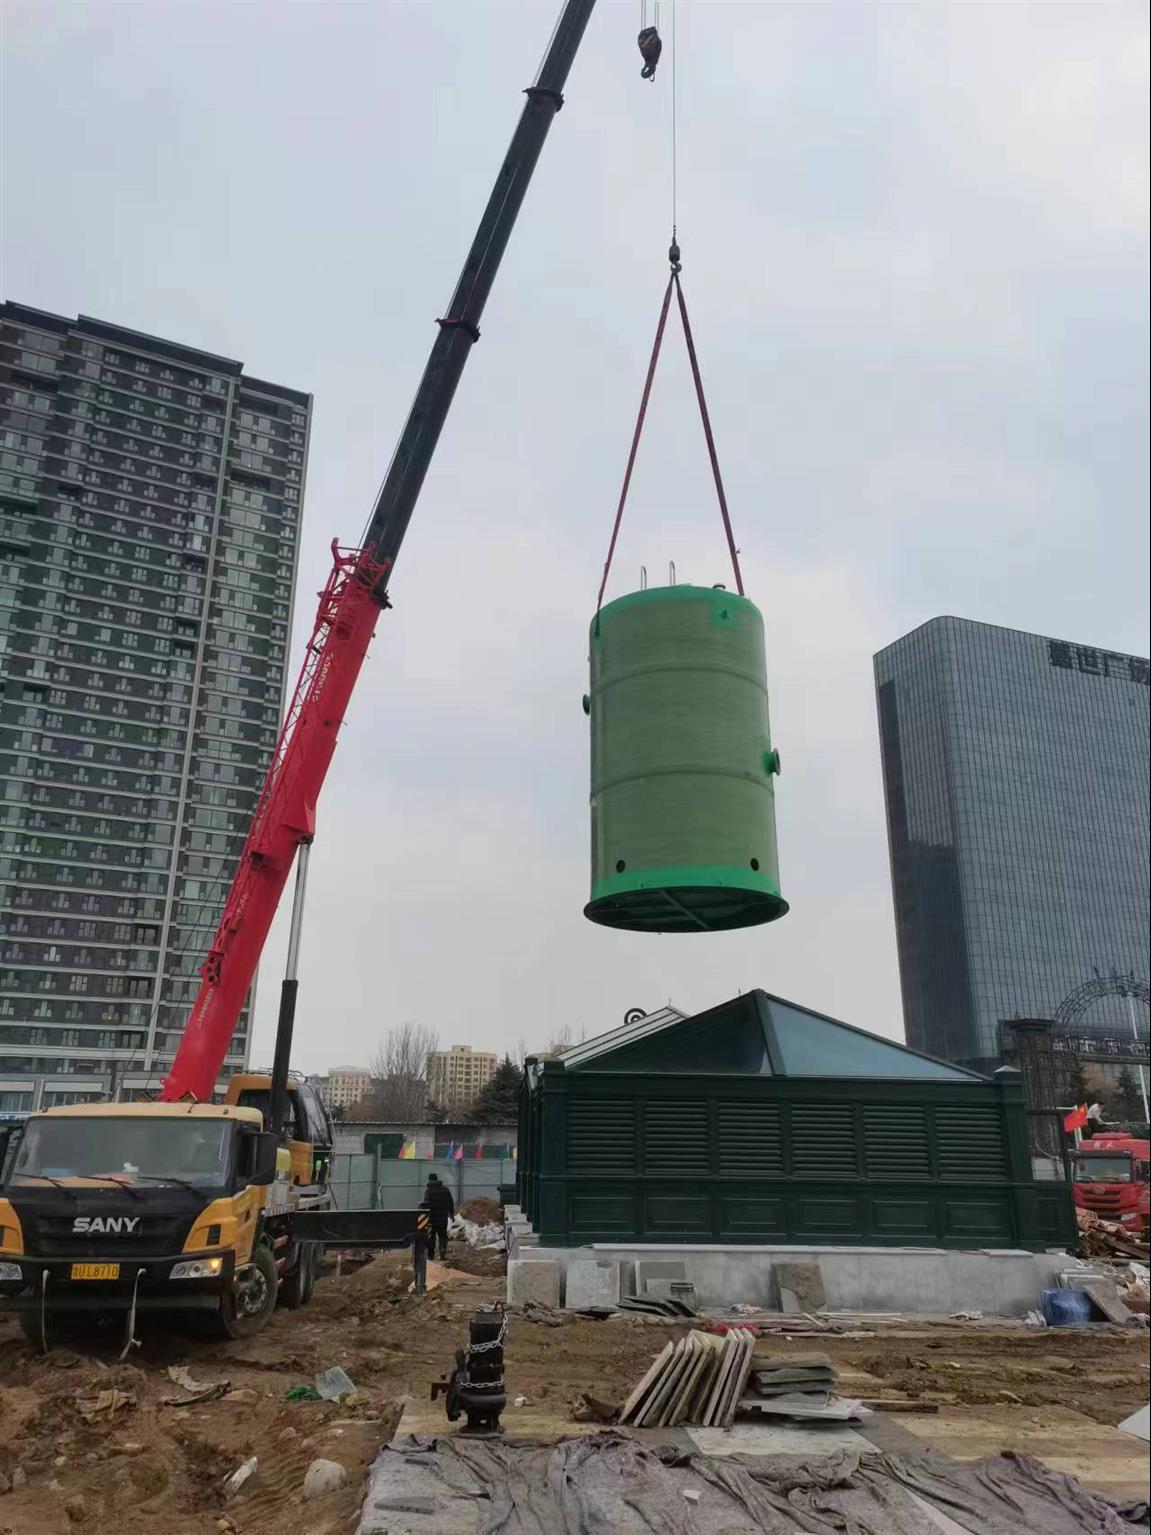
[
  {"x1": 427, "y1": 1044, "x2": 498, "y2": 1111},
  {"x1": 0, "y1": 302, "x2": 309, "y2": 1111},
  {"x1": 321, "y1": 1066, "x2": 374, "y2": 1112}
]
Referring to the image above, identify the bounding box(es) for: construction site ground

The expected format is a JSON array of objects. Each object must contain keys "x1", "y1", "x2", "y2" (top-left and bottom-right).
[{"x1": 1, "y1": 1245, "x2": 1147, "y2": 1534}]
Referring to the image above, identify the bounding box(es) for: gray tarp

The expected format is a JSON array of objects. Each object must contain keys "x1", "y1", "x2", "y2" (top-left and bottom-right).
[{"x1": 357, "y1": 1433, "x2": 1148, "y2": 1535}]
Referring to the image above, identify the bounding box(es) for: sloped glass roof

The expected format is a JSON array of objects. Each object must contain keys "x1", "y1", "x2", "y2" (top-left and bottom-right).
[
  {"x1": 767, "y1": 997, "x2": 977, "y2": 1079},
  {"x1": 566, "y1": 990, "x2": 982, "y2": 1080},
  {"x1": 577, "y1": 995, "x2": 772, "y2": 1075}
]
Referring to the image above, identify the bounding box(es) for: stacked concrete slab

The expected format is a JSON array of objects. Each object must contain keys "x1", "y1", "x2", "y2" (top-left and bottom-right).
[
  {"x1": 506, "y1": 1258, "x2": 560, "y2": 1308},
  {"x1": 618, "y1": 1328, "x2": 756, "y2": 1429},
  {"x1": 565, "y1": 1258, "x2": 621, "y2": 1309},
  {"x1": 503, "y1": 1205, "x2": 539, "y2": 1259}
]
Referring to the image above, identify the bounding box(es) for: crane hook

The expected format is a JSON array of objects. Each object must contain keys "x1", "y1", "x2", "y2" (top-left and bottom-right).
[{"x1": 638, "y1": 26, "x2": 662, "y2": 81}]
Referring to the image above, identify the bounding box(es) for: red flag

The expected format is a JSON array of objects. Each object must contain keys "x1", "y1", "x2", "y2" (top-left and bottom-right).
[{"x1": 1063, "y1": 1104, "x2": 1088, "y2": 1133}]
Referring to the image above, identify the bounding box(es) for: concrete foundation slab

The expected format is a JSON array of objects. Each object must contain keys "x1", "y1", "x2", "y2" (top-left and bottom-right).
[
  {"x1": 635, "y1": 1259, "x2": 687, "y2": 1294},
  {"x1": 775, "y1": 1260, "x2": 825, "y2": 1314},
  {"x1": 643, "y1": 1278, "x2": 699, "y2": 1305},
  {"x1": 505, "y1": 1224, "x2": 540, "y2": 1259},
  {"x1": 507, "y1": 1258, "x2": 560, "y2": 1308},
  {"x1": 1117, "y1": 1404, "x2": 1150, "y2": 1442},
  {"x1": 565, "y1": 1259, "x2": 621, "y2": 1309},
  {"x1": 522, "y1": 1243, "x2": 1072, "y2": 1317}
]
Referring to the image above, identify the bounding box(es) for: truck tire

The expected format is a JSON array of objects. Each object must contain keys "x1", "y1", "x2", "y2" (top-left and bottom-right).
[
  {"x1": 277, "y1": 1242, "x2": 314, "y2": 1310},
  {"x1": 301, "y1": 1243, "x2": 317, "y2": 1304},
  {"x1": 19, "y1": 1308, "x2": 50, "y2": 1348},
  {"x1": 18, "y1": 1308, "x2": 104, "y2": 1348},
  {"x1": 211, "y1": 1244, "x2": 278, "y2": 1339}
]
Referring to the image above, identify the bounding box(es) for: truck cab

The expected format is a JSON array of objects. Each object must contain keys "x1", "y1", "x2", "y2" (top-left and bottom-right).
[
  {"x1": 0, "y1": 1101, "x2": 313, "y2": 1345},
  {"x1": 1073, "y1": 1133, "x2": 1151, "y2": 1234},
  {"x1": 225, "y1": 1073, "x2": 334, "y2": 1192}
]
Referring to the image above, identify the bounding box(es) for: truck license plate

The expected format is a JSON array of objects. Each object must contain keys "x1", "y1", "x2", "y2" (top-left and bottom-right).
[{"x1": 70, "y1": 1263, "x2": 120, "y2": 1281}]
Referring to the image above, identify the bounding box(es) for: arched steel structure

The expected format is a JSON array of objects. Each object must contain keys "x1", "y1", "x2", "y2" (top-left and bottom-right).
[{"x1": 1053, "y1": 972, "x2": 1150, "y2": 1033}]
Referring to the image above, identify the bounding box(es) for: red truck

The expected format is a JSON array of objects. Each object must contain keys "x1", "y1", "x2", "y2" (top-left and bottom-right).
[{"x1": 1073, "y1": 1132, "x2": 1151, "y2": 1235}]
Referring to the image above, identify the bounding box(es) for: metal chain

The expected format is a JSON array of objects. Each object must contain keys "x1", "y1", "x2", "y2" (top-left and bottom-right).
[
  {"x1": 466, "y1": 1308, "x2": 508, "y2": 1354},
  {"x1": 458, "y1": 1306, "x2": 507, "y2": 1390}
]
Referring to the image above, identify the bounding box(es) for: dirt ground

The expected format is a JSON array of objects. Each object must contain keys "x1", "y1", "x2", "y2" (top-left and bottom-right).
[{"x1": 1, "y1": 1247, "x2": 1148, "y2": 1534}]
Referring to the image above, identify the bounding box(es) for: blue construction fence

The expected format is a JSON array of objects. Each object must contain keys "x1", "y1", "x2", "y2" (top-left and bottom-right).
[{"x1": 329, "y1": 1152, "x2": 516, "y2": 1211}]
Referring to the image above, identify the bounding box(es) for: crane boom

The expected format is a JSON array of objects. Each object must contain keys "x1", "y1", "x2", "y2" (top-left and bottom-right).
[
  {"x1": 161, "y1": 0, "x2": 597, "y2": 1103},
  {"x1": 362, "y1": 0, "x2": 597, "y2": 591}
]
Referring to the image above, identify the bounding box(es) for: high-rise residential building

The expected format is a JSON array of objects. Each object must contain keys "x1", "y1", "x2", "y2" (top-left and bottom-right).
[
  {"x1": 321, "y1": 1066, "x2": 374, "y2": 1113},
  {"x1": 0, "y1": 302, "x2": 309, "y2": 1112},
  {"x1": 427, "y1": 1044, "x2": 498, "y2": 1111},
  {"x1": 874, "y1": 616, "x2": 1150, "y2": 1074}
]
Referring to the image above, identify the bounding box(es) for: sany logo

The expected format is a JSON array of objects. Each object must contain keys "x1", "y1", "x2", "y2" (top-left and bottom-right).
[{"x1": 71, "y1": 1216, "x2": 140, "y2": 1235}]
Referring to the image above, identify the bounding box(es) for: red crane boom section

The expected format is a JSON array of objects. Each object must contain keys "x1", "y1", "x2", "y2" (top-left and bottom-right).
[{"x1": 159, "y1": 544, "x2": 388, "y2": 1102}]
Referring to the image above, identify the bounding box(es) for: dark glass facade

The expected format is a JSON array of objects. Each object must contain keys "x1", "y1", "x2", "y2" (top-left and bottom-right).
[
  {"x1": 875, "y1": 617, "x2": 1150, "y2": 1073},
  {"x1": 0, "y1": 302, "x2": 309, "y2": 1108}
]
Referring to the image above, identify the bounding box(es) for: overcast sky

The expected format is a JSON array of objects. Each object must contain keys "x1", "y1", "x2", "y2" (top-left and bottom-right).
[{"x1": 3, "y1": 1, "x2": 1148, "y2": 1073}]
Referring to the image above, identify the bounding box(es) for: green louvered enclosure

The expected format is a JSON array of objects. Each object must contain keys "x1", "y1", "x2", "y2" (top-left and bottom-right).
[
  {"x1": 517, "y1": 991, "x2": 1075, "y2": 1250},
  {"x1": 585, "y1": 585, "x2": 787, "y2": 932}
]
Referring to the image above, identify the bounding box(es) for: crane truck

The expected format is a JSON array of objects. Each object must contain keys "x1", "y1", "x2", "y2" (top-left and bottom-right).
[{"x1": 0, "y1": 0, "x2": 597, "y2": 1346}]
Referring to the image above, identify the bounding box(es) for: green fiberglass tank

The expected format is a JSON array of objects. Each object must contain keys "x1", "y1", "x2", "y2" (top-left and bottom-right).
[{"x1": 585, "y1": 584, "x2": 787, "y2": 932}]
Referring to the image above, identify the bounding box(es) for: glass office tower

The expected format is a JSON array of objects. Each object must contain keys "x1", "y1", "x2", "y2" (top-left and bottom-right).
[{"x1": 875, "y1": 616, "x2": 1149, "y2": 1073}]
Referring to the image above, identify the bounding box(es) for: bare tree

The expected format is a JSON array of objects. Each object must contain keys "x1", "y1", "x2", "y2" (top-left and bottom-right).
[
  {"x1": 543, "y1": 1023, "x2": 588, "y2": 1057},
  {"x1": 361, "y1": 1022, "x2": 440, "y2": 1121}
]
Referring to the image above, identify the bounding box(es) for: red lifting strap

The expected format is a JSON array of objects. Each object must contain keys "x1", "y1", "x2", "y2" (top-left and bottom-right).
[{"x1": 595, "y1": 268, "x2": 745, "y2": 623}]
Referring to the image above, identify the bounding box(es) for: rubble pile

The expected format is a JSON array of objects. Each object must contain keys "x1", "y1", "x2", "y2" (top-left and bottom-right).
[{"x1": 1076, "y1": 1207, "x2": 1150, "y2": 1263}]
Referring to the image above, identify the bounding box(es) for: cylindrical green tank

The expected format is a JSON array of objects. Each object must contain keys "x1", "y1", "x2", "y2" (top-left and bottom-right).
[{"x1": 585, "y1": 584, "x2": 787, "y2": 932}]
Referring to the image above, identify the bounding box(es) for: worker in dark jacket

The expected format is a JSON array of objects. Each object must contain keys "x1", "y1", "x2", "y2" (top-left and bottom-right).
[{"x1": 423, "y1": 1172, "x2": 455, "y2": 1259}]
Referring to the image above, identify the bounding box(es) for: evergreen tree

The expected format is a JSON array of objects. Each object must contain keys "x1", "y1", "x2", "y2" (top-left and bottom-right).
[
  {"x1": 1068, "y1": 1061, "x2": 1095, "y2": 1109},
  {"x1": 467, "y1": 1058, "x2": 523, "y2": 1123},
  {"x1": 1112, "y1": 1067, "x2": 1145, "y2": 1125}
]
